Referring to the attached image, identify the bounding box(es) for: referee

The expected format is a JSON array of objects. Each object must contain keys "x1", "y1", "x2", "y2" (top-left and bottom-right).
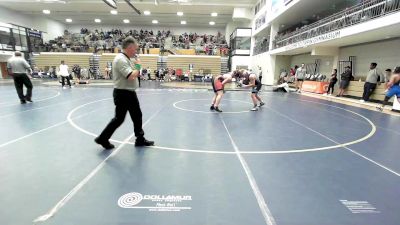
[
  {"x1": 7, "y1": 52, "x2": 33, "y2": 104},
  {"x1": 95, "y1": 37, "x2": 154, "y2": 149}
]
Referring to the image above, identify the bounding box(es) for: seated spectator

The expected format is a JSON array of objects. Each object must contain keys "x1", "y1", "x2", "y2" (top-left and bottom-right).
[
  {"x1": 273, "y1": 82, "x2": 290, "y2": 92},
  {"x1": 337, "y1": 66, "x2": 352, "y2": 97},
  {"x1": 278, "y1": 70, "x2": 288, "y2": 84}
]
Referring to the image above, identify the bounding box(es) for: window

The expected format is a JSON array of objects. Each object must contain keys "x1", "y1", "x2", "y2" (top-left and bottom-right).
[
  {"x1": 0, "y1": 26, "x2": 13, "y2": 50},
  {"x1": 255, "y1": 0, "x2": 266, "y2": 15},
  {"x1": 255, "y1": 3, "x2": 260, "y2": 14}
]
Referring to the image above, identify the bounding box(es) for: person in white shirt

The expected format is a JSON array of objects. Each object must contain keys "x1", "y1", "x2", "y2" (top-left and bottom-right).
[
  {"x1": 59, "y1": 60, "x2": 71, "y2": 88},
  {"x1": 104, "y1": 65, "x2": 111, "y2": 80},
  {"x1": 145, "y1": 42, "x2": 150, "y2": 54}
]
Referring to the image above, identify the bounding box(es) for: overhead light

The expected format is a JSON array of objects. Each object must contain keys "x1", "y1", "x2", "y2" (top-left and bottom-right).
[
  {"x1": 110, "y1": 10, "x2": 118, "y2": 15},
  {"x1": 102, "y1": 0, "x2": 117, "y2": 9},
  {"x1": 42, "y1": 9, "x2": 50, "y2": 14},
  {"x1": 123, "y1": 19, "x2": 130, "y2": 23},
  {"x1": 177, "y1": 12, "x2": 184, "y2": 16},
  {"x1": 211, "y1": 12, "x2": 218, "y2": 17},
  {"x1": 181, "y1": 21, "x2": 186, "y2": 25},
  {"x1": 144, "y1": 10, "x2": 151, "y2": 15},
  {"x1": 152, "y1": 20, "x2": 158, "y2": 24},
  {"x1": 65, "y1": 18, "x2": 72, "y2": 23},
  {"x1": 155, "y1": 0, "x2": 159, "y2": 5},
  {"x1": 209, "y1": 21, "x2": 215, "y2": 25},
  {"x1": 94, "y1": 19, "x2": 101, "y2": 23}
]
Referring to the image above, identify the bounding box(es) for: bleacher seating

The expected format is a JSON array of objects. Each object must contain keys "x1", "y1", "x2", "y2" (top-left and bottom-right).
[
  {"x1": 288, "y1": 79, "x2": 389, "y2": 102},
  {"x1": 344, "y1": 81, "x2": 388, "y2": 102},
  {"x1": 34, "y1": 53, "x2": 92, "y2": 71},
  {"x1": 167, "y1": 55, "x2": 221, "y2": 76},
  {"x1": 99, "y1": 53, "x2": 158, "y2": 78},
  {"x1": 33, "y1": 28, "x2": 229, "y2": 56},
  {"x1": 32, "y1": 53, "x2": 222, "y2": 79}
]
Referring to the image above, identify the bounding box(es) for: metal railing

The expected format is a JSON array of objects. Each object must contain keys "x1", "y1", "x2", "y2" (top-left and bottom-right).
[
  {"x1": 253, "y1": 37, "x2": 270, "y2": 55},
  {"x1": 273, "y1": 0, "x2": 400, "y2": 49}
]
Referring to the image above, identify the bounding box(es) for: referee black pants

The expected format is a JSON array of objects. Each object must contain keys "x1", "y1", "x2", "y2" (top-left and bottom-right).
[
  {"x1": 98, "y1": 89, "x2": 144, "y2": 141},
  {"x1": 13, "y1": 73, "x2": 33, "y2": 101}
]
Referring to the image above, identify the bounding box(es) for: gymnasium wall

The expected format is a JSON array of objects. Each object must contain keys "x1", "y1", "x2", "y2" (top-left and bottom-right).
[
  {"x1": 284, "y1": 38, "x2": 400, "y2": 79},
  {"x1": 0, "y1": 6, "x2": 33, "y2": 28},
  {"x1": 252, "y1": 37, "x2": 400, "y2": 85},
  {"x1": 33, "y1": 17, "x2": 66, "y2": 42},
  {"x1": 0, "y1": 6, "x2": 66, "y2": 42},
  {"x1": 339, "y1": 38, "x2": 400, "y2": 78},
  {"x1": 225, "y1": 20, "x2": 252, "y2": 43},
  {"x1": 274, "y1": 55, "x2": 292, "y2": 77},
  {"x1": 289, "y1": 54, "x2": 334, "y2": 76},
  {"x1": 250, "y1": 52, "x2": 291, "y2": 85}
]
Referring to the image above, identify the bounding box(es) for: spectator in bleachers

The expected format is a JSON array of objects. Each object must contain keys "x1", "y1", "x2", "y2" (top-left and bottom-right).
[
  {"x1": 141, "y1": 42, "x2": 145, "y2": 54},
  {"x1": 145, "y1": 42, "x2": 150, "y2": 54},
  {"x1": 72, "y1": 64, "x2": 81, "y2": 82},
  {"x1": 155, "y1": 69, "x2": 160, "y2": 81},
  {"x1": 258, "y1": 66, "x2": 263, "y2": 83},
  {"x1": 104, "y1": 65, "x2": 111, "y2": 80},
  {"x1": 145, "y1": 67, "x2": 151, "y2": 80}
]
